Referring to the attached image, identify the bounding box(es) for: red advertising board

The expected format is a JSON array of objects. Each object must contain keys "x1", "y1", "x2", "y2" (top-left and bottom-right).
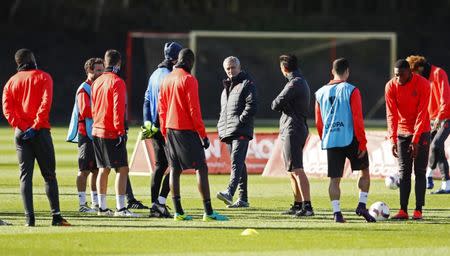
[
  {"x1": 129, "y1": 132, "x2": 278, "y2": 175},
  {"x1": 130, "y1": 131, "x2": 450, "y2": 178}
]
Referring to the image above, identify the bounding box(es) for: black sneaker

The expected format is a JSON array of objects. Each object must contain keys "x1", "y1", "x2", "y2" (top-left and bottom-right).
[
  {"x1": 216, "y1": 191, "x2": 233, "y2": 205},
  {"x1": 355, "y1": 206, "x2": 376, "y2": 222},
  {"x1": 334, "y1": 211, "x2": 346, "y2": 223},
  {"x1": 25, "y1": 215, "x2": 35, "y2": 227},
  {"x1": 52, "y1": 215, "x2": 71, "y2": 226},
  {"x1": 150, "y1": 202, "x2": 172, "y2": 218},
  {"x1": 294, "y1": 208, "x2": 315, "y2": 217},
  {"x1": 227, "y1": 200, "x2": 250, "y2": 208},
  {"x1": 426, "y1": 177, "x2": 434, "y2": 189},
  {"x1": 431, "y1": 189, "x2": 450, "y2": 194},
  {"x1": 127, "y1": 199, "x2": 149, "y2": 209},
  {"x1": 281, "y1": 204, "x2": 302, "y2": 215}
]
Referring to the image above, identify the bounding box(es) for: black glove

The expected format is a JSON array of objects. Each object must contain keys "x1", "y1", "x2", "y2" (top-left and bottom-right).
[
  {"x1": 202, "y1": 137, "x2": 210, "y2": 149},
  {"x1": 115, "y1": 134, "x2": 128, "y2": 147},
  {"x1": 22, "y1": 128, "x2": 37, "y2": 140}
]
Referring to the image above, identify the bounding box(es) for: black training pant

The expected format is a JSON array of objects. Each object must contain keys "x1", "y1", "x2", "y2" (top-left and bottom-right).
[
  {"x1": 397, "y1": 133, "x2": 430, "y2": 211},
  {"x1": 225, "y1": 138, "x2": 249, "y2": 202},
  {"x1": 150, "y1": 131, "x2": 170, "y2": 203},
  {"x1": 14, "y1": 128, "x2": 60, "y2": 217},
  {"x1": 429, "y1": 120, "x2": 450, "y2": 181}
]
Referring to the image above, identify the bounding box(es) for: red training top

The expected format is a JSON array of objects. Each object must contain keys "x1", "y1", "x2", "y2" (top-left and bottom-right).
[
  {"x1": 77, "y1": 80, "x2": 92, "y2": 136},
  {"x1": 315, "y1": 80, "x2": 367, "y2": 151},
  {"x1": 91, "y1": 72, "x2": 127, "y2": 139},
  {"x1": 158, "y1": 68, "x2": 207, "y2": 138},
  {"x1": 385, "y1": 73, "x2": 431, "y2": 144},
  {"x1": 428, "y1": 65, "x2": 450, "y2": 120},
  {"x1": 2, "y1": 69, "x2": 53, "y2": 131}
]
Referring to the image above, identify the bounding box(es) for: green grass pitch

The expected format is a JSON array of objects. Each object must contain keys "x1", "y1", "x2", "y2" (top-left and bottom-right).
[{"x1": 0, "y1": 127, "x2": 449, "y2": 255}]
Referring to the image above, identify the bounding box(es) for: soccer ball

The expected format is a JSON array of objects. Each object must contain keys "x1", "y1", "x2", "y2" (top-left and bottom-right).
[
  {"x1": 368, "y1": 201, "x2": 390, "y2": 221},
  {"x1": 385, "y1": 173, "x2": 400, "y2": 190}
]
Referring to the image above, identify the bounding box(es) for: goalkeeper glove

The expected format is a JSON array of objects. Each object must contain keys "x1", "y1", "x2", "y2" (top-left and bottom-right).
[{"x1": 141, "y1": 121, "x2": 159, "y2": 140}]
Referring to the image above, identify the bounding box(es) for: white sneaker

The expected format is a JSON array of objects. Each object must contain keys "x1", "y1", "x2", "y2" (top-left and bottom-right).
[
  {"x1": 98, "y1": 208, "x2": 115, "y2": 216},
  {"x1": 114, "y1": 208, "x2": 141, "y2": 217},
  {"x1": 91, "y1": 204, "x2": 99, "y2": 211},
  {"x1": 79, "y1": 203, "x2": 97, "y2": 213}
]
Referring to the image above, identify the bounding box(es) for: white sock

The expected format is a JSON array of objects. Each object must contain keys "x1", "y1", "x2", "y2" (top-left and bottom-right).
[
  {"x1": 99, "y1": 194, "x2": 107, "y2": 210},
  {"x1": 442, "y1": 180, "x2": 450, "y2": 190},
  {"x1": 358, "y1": 192, "x2": 368, "y2": 205},
  {"x1": 116, "y1": 194, "x2": 126, "y2": 210},
  {"x1": 78, "y1": 192, "x2": 86, "y2": 206},
  {"x1": 426, "y1": 167, "x2": 434, "y2": 178},
  {"x1": 91, "y1": 191, "x2": 98, "y2": 206},
  {"x1": 331, "y1": 200, "x2": 341, "y2": 213},
  {"x1": 158, "y1": 196, "x2": 167, "y2": 205}
]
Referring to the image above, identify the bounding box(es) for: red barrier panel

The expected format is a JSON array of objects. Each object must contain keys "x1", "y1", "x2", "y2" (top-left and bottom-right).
[
  {"x1": 204, "y1": 132, "x2": 278, "y2": 174},
  {"x1": 129, "y1": 132, "x2": 278, "y2": 176},
  {"x1": 130, "y1": 131, "x2": 450, "y2": 178}
]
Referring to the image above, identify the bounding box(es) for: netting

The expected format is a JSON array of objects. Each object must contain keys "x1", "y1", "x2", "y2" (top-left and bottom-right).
[{"x1": 127, "y1": 31, "x2": 396, "y2": 122}]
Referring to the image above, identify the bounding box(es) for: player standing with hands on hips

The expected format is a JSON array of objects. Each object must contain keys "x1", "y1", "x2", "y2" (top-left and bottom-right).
[{"x1": 385, "y1": 59, "x2": 431, "y2": 220}]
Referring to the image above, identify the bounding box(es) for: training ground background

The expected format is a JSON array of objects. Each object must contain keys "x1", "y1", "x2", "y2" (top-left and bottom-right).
[{"x1": 0, "y1": 127, "x2": 449, "y2": 256}]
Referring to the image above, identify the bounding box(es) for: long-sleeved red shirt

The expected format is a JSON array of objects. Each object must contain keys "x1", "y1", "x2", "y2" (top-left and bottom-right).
[
  {"x1": 91, "y1": 72, "x2": 126, "y2": 139},
  {"x1": 2, "y1": 69, "x2": 53, "y2": 131},
  {"x1": 77, "y1": 80, "x2": 92, "y2": 136},
  {"x1": 385, "y1": 73, "x2": 431, "y2": 144},
  {"x1": 315, "y1": 80, "x2": 367, "y2": 151},
  {"x1": 158, "y1": 68, "x2": 207, "y2": 138},
  {"x1": 428, "y1": 65, "x2": 450, "y2": 120}
]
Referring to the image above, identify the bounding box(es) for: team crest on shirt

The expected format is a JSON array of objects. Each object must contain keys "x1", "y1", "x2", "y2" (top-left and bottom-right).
[
  {"x1": 328, "y1": 96, "x2": 336, "y2": 114},
  {"x1": 328, "y1": 96, "x2": 336, "y2": 105}
]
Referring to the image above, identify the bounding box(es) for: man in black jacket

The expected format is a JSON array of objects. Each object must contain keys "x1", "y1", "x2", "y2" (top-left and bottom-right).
[
  {"x1": 272, "y1": 54, "x2": 314, "y2": 217},
  {"x1": 216, "y1": 56, "x2": 257, "y2": 208}
]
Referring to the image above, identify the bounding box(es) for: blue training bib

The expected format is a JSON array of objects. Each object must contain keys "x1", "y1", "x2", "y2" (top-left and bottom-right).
[
  {"x1": 315, "y1": 82, "x2": 355, "y2": 149},
  {"x1": 66, "y1": 82, "x2": 93, "y2": 143}
]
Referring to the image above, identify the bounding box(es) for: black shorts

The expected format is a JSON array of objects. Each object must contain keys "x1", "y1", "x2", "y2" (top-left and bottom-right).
[
  {"x1": 92, "y1": 136, "x2": 128, "y2": 169},
  {"x1": 326, "y1": 138, "x2": 369, "y2": 178},
  {"x1": 281, "y1": 131, "x2": 307, "y2": 172},
  {"x1": 166, "y1": 129, "x2": 207, "y2": 172},
  {"x1": 78, "y1": 134, "x2": 97, "y2": 171}
]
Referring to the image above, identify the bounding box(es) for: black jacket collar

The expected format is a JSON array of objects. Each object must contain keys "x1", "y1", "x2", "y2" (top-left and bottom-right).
[
  {"x1": 158, "y1": 59, "x2": 174, "y2": 71},
  {"x1": 17, "y1": 62, "x2": 37, "y2": 72},
  {"x1": 223, "y1": 71, "x2": 248, "y2": 87},
  {"x1": 286, "y1": 69, "x2": 302, "y2": 82}
]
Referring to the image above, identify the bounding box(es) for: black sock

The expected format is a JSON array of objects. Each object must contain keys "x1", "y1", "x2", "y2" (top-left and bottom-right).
[
  {"x1": 294, "y1": 201, "x2": 303, "y2": 208},
  {"x1": 172, "y1": 196, "x2": 184, "y2": 215},
  {"x1": 415, "y1": 205, "x2": 422, "y2": 211},
  {"x1": 203, "y1": 199, "x2": 213, "y2": 215}
]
